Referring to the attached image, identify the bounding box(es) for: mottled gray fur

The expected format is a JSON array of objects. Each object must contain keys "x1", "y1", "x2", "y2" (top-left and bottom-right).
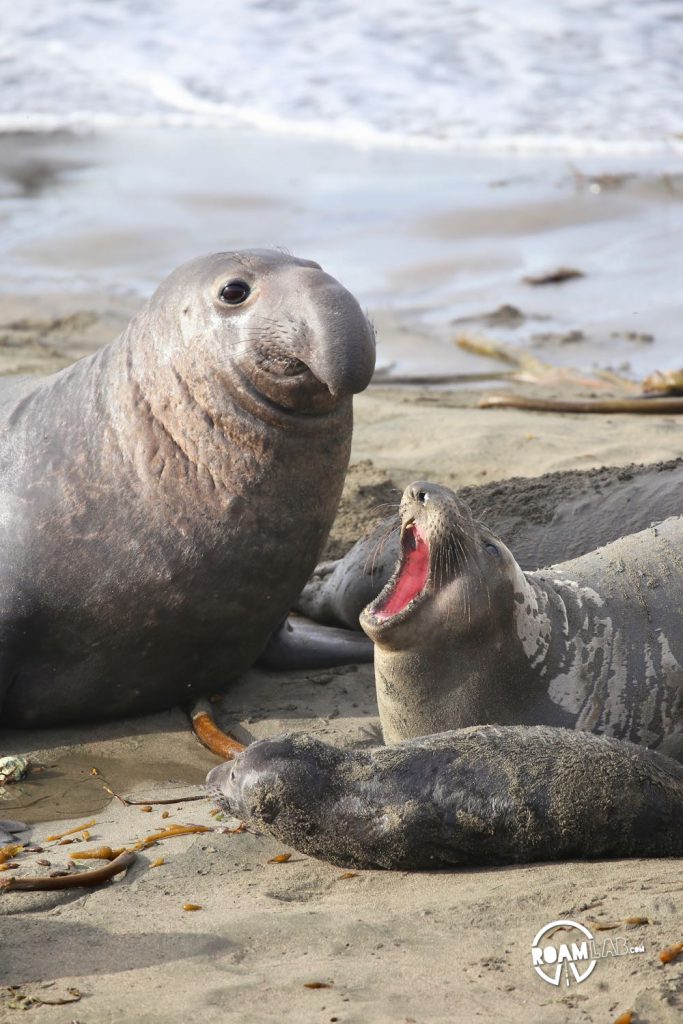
[{"x1": 207, "y1": 726, "x2": 683, "y2": 869}]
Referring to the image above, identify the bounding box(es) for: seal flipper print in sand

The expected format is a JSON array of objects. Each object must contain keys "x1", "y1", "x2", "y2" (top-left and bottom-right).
[
  {"x1": 0, "y1": 250, "x2": 375, "y2": 727},
  {"x1": 298, "y1": 457, "x2": 683, "y2": 630},
  {"x1": 207, "y1": 727, "x2": 683, "y2": 869},
  {"x1": 362, "y1": 482, "x2": 683, "y2": 759}
]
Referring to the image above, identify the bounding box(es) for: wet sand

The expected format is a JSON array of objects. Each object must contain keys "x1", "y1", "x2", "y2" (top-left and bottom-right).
[{"x1": 2, "y1": 128, "x2": 683, "y2": 380}]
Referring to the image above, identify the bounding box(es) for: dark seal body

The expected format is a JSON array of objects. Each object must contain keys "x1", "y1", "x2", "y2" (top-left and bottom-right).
[
  {"x1": 361, "y1": 483, "x2": 683, "y2": 761},
  {"x1": 207, "y1": 726, "x2": 683, "y2": 869},
  {"x1": 0, "y1": 250, "x2": 375, "y2": 726}
]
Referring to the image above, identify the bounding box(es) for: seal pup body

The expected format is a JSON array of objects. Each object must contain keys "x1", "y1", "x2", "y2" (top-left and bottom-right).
[
  {"x1": 207, "y1": 726, "x2": 683, "y2": 869},
  {"x1": 361, "y1": 483, "x2": 683, "y2": 759},
  {"x1": 0, "y1": 250, "x2": 375, "y2": 726},
  {"x1": 298, "y1": 457, "x2": 683, "y2": 629}
]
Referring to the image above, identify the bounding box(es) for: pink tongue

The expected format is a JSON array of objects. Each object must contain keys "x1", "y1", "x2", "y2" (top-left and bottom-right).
[{"x1": 376, "y1": 525, "x2": 429, "y2": 620}]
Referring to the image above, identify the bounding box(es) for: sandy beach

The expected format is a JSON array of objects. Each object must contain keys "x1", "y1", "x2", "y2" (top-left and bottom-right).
[
  {"x1": 0, "y1": 275, "x2": 682, "y2": 1021},
  {"x1": 0, "y1": 98, "x2": 681, "y2": 1024}
]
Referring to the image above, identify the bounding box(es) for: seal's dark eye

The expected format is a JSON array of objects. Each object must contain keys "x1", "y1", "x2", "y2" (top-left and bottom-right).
[
  {"x1": 219, "y1": 279, "x2": 251, "y2": 305},
  {"x1": 485, "y1": 543, "x2": 500, "y2": 557}
]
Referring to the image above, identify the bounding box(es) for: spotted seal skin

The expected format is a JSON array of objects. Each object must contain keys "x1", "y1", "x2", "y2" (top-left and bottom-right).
[
  {"x1": 361, "y1": 483, "x2": 683, "y2": 760},
  {"x1": 298, "y1": 457, "x2": 683, "y2": 630},
  {"x1": 207, "y1": 726, "x2": 683, "y2": 868},
  {"x1": 0, "y1": 250, "x2": 375, "y2": 726}
]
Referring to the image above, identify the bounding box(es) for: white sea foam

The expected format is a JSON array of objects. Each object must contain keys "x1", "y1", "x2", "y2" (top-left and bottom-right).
[{"x1": 2, "y1": 1, "x2": 683, "y2": 151}]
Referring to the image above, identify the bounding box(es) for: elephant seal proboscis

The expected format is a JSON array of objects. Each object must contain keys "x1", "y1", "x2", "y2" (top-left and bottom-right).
[
  {"x1": 0, "y1": 250, "x2": 375, "y2": 727},
  {"x1": 297, "y1": 456, "x2": 683, "y2": 630},
  {"x1": 207, "y1": 726, "x2": 683, "y2": 868},
  {"x1": 360, "y1": 482, "x2": 683, "y2": 759}
]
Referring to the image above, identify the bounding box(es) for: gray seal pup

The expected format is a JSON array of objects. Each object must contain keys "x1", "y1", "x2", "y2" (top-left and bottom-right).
[
  {"x1": 361, "y1": 482, "x2": 683, "y2": 759},
  {"x1": 207, "y1": 726, "x2": 683, "y2": 868},
  {"x1": 297, "y1": 456, "x2": 683, "y2": 630},
  {"x1": 0, "y1": 250, "x2": 375, "y2": 727}
]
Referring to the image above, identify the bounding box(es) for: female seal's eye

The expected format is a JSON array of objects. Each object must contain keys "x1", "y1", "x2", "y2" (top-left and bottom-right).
[
  {"x1": 219, "y1": 280, "x2": 251, "y2": 305},
  {"x1": 485, "y1": 543, "x2": 500, "y2": 557}
]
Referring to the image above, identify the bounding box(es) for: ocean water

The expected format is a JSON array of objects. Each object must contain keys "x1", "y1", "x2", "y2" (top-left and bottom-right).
[
  {"x1": 1, "y1": 5, "x2": 683, "y2": 379},
  {"x1": 2, "y1": 0, "x2": 683, "y2": 151},
  {"x1": 1, "y1": 128, "x2": 682, "y2": 380}
]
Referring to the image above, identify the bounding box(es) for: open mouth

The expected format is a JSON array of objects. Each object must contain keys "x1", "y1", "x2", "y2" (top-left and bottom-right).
[{"x1": 372, "y1": 521, "x2": 430, "y2": 622}]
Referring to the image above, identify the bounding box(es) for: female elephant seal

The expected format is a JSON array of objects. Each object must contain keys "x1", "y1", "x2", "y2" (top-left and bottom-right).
[
  {"x1": 362, "y1": 482, "x2": 683, "y2": 759},
  {"x1": 297, "y1": 456, "x2": 683, "y2": 630},
  {"x1": 207, "y1": 726, "x2": 683, "y2": 868},
  {"x1": 0, "y1": 249, "x2": 375, "y2": 727}
]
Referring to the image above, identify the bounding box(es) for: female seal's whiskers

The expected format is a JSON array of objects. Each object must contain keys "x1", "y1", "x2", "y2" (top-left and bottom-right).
[{"x1": 365, "y1": 518, "x2": 400, "y2": 577}]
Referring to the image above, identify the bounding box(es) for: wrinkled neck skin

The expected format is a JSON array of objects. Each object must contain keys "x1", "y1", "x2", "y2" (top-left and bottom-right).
[
  {"x1": 5, "y1": 305, "x2": 352, "y2": 630},
  {"x1": 17, "y1": 307, "x2": 352, "y2": 530},
  {"x1": 374, "y1": 564, "x2": 576, "y2": 744},
  {"x1": 113, "y1": 307, "x2": 351, "y2": 508}
]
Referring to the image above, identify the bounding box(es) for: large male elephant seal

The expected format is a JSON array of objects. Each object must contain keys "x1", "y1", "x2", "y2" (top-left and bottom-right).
[
  {"x1": 0, "y1": 250, "x2": 375, "y2": 727},
  {"x1": 298, "y1": 456, "x2": 683, "y2": 629},
  {"x1": 207, "y1": 726, "x2": 683, "y2": 868},
  {"x1": 361, "y1": 482, "x2": 683, "y2": 760}
]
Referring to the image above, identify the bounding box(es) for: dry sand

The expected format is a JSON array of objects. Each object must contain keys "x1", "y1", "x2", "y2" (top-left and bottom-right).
[{"x1": 1, "y1": 296, "x2": 682, "y2": 1024}]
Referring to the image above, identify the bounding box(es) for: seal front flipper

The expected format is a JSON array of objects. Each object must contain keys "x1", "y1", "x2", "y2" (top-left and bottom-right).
[
  {"x1": 257, "y1": 616, "x2": 373, "y2": 670},
  {"x1": 296, "y1": 523, "x2": 399, "y2": 631}
]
